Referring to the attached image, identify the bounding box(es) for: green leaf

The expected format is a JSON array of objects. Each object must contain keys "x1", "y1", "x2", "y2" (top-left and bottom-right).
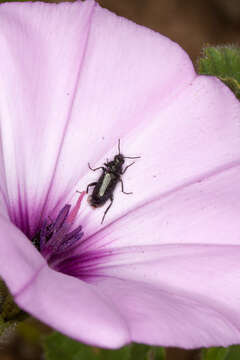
[
  {"x1": 130, "y1": 343, "x2": 150, "y2": 359},
  {"x1": 0, "y1": 278, "x2": 27, "y2": 322},
  {"x1": 197, "y1": 45, "x2": 240, "y2": 99},
  {"x1": 0, "y1": 314, "x2": 17, "y2": 346},
  {"x1": 201, "y1": 347, "x2": 229, "y2": 360},
  {"x1": 101, "y1": 346, "x2": 131, "y2": 360},
  {"x1": 130, "y1": 343, "x2": 165, "y2": 360},
  {"x1": 43, "y1": 332, "x2": 131, "y2": 360},
  {"x1": 0, "y1": 279, "x2": 28, "y2": 346},
  {"x1": 43, "y1": 332, "x2": 96, "y2": 360},
  {"x1": 201, "y1": 346, "x2": 240, "y2": 360},
  {"x1": 43, "y1": 332, "x2": 165, "y2": 360},
  {"x1": 152, "y1": 347, "x2": 165, "y2": 360},
  {"x1": 0, "y1": 315, "x2": 6, "y2": 336},
  {"x1": 225, "y1": 346, "x2": 240, "y2": 360}
]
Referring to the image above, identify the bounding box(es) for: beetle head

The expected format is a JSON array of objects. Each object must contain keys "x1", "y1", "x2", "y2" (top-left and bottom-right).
[{"x1": 114, "y1": 154, "x2": 125, "y2": 164}]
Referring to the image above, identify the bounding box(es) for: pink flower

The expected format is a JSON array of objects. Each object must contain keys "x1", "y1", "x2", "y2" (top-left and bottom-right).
[{"x1": 0, "y1": 0, "x2": 240, "y2": 349}]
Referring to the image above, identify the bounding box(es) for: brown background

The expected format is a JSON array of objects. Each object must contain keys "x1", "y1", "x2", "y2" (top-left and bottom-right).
[
  {"x1": 1, "y1": 0, "x2": 240, "y2": 359},
  {"x1": 98, "y1": 0, "x2": 240, "y2": 64}
]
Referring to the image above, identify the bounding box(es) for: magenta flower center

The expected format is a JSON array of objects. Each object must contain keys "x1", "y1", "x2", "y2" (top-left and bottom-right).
[{"x1": 31, "y1": 192, "x2": 85, "y2": 273}]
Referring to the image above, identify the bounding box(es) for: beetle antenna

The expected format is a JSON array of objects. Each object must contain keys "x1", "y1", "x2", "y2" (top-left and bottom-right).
[
  {"x1": 124, "y1": 155, "x2": 141, "y2": 159},
  {"x1": 118, "y1": 139, "x2": 121, "y2": 154}
]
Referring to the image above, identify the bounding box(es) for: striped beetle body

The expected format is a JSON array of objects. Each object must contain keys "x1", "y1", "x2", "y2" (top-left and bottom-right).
[{"x1": 87, "y1": 140, "x2": 140, "y2": 223}]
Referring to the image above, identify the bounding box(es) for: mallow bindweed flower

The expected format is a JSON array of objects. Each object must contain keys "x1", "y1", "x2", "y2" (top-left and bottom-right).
[{"x1": 0, "y1": 0, "x2": 240, "y2": 350}]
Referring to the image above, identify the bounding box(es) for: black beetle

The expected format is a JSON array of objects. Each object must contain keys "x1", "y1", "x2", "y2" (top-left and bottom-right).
[{"x1": 87, "y1": 139, "x2": 140, "y2": 224}]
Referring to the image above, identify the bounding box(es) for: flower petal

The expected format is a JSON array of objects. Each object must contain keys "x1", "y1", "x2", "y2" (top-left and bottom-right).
[
  {"x1": 0, "y1": 0, "x2": 195, "y2": 231},
  {"x1": 0, "y1": 217, "x2": 45, "y2": 294},
  {"x1": 79, "y1": 75, "x2": 240, "y2": 232},
  {"x1": 0, "y1": 0, "x2": 95, "y2": 234},
  {"x1": 81, "y1": 160, "x2": 240, "y2": 252},
  {"x1": 90, "y1": 244, "x2": 240, "y2": 348},
  {"x1": 50, "y1": 0, "x2": 195, "y2": 208},
  {"x1": 15, "y1": 265, "x2": 130, "y2": 348},
  {"x1": 78, "y1": 161, "x2": 240, "y2": 347}
]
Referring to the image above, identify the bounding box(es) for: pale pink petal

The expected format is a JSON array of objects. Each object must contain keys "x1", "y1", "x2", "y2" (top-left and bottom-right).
[
  {"x1": 75, "y1": 162, "x2": 240, "y2": 347},
  {"x1": 90, "y1": 244, "x2": 240, "y2": 347},
  {"x1": 1, "y1": 0, "x2": 240, "y2": 350},
  {"x1": 81, "y1": 161, "x2": 240, "y2": 251},
  {"x1": 55, "y1": 163, "x2": 240, "y2": 347},
  {"x1": 0, "y1": 0, "x2": 95, "y2": 234},
  {"x1": 50, "y1": 1, "x2": 195, "y2": 210},
  {"x1": 15, "y1": 265, "x2": 130, "y2": 348},
  {"x1": 0, "y1": 217, "x2": 45, "y2": 295},
  {"x1": 79, "y1": 75, "x2": 240, "y2": 233},
  {"x1": 0, "y1": 0, "x2": 195, "y2": 230},
  {"x1": 0, "y1": 190, "x2": 10, "y2": 220}
]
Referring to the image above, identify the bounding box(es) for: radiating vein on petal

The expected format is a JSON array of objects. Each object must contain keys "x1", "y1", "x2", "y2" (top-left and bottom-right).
[
  {"x1": 79, "y1": 75, "x2": 240, "y2": 232},
  {"x1": 37, "y1": 1, "x2": 196, "y2": 214},
  {"x1": 0, "y1": 0, "x2": 95, "y2": 235},
  {"x1": 80, "y1": 162, "x2": 240, "y2": 251}
]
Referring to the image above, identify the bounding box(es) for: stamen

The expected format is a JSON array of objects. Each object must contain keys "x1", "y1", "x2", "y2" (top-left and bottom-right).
[
  {"x1": 52, "y1": 205, "x2": 71, "y2": 232},
  {"x1": 32, "y1": 192, "x2": 85, "y2": 266},
  {"x1": 67, "y1": 191, "x2": 85, "y2": 225}
]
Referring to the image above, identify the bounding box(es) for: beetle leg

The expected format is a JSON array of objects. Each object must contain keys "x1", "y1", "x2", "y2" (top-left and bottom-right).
[
  {"x1": 88, "y1": 163, "x2": 105, "y2": 172},
  {"x1": 101, "y1": 195, "x2": 114, "y2": 224},
  {"x1": 122, "y1": 161, "x2": 135, "y2": 174},
  {"x1": 86, "y1": 182, "x2": 97, "y2": 193},
  {"x1": 119, "y1": 178, "x2": 132, "y2": 195}
]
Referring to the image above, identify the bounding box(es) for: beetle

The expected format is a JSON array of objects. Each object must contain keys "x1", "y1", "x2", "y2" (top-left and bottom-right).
[{"x1": 86, "y1": 139, "x2": 140, "y2": 224}]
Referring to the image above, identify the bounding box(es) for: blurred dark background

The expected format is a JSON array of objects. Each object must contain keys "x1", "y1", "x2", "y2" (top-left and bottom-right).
[
  {"x1": 1, "y1": 0, "x2": 240, "y2": 359},
  {"x1": 98, "y1": 0, "x2": 240, "y2": 63}
]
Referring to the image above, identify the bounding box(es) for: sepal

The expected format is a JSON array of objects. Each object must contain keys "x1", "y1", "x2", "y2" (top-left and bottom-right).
[{"x1": 198, "y1": 45, "x2": 240, "y2": 99}]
